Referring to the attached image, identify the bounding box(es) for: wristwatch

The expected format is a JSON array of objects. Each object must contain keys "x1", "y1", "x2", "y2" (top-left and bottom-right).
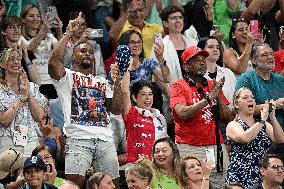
[{"x1": 204, "y1": 95, "x2": 211, "y2": 104}]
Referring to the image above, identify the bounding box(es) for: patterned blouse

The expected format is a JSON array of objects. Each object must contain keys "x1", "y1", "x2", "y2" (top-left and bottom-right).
[
  {"x1": 225, "y1": 118, "x2": 271, "y2": 188},
  {"x1": 130, "y1": 58, "x2": 159, "y2": 86},
  {"x1": 0, "y1": 82, "x2": 47, "y2": 141}
]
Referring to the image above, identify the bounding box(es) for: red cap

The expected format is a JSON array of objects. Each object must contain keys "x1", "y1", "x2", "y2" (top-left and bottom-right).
[{"x1": 181, "y1": 46, "x2": 209, "y2": 64}]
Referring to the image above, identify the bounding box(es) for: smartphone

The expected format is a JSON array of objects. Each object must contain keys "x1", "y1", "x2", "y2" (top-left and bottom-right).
[
  {"x1": 116, "y1": 45, "x2": 131, "y2": 76},
  {"x1": 280, "y1": 26, "x2": 284, "y2": 35},
  {"x1": 250, "y1": 20, "x2": 259, "y2": 36},
  {"x1": 210, "y1": 25, "x2": 220, "y2": 36},
  {"x1": 154, "y1": 33, "x2": 162, "y2": 44},
  {"x1": 46, "y1": 163, "x2": 52, "y2": 173},
  {"x1": 268, "y1": 102, "x2": 273, "y2": 114},
  {"x1": 46, "y1": 6, "x2": 58, "y2": 21},
  {"x1": 89, "y1": 29, "x2": 103, "y2": 38},
  {"x1": 205, "y1": 148, "x2": 216, "y2": 168}
]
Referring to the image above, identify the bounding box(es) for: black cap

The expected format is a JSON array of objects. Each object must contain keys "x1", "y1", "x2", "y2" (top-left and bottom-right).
[{"x1": 23, "y1": 156, "x2": 46, "y2": 173}]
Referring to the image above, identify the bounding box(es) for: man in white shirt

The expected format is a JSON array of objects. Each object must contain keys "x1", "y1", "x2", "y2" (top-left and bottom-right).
[{"x1": 48, "y1": 14, "x2": 122, "y2": 188}]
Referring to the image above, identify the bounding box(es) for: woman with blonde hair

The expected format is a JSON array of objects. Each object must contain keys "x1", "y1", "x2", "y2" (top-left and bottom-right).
[
  {"x1": 179, "y1": 156, "x2": 212, "y2": 189},
  {"x1": 20, "y1": 4, "x2": 61, "y2": 99},
  {"x1": 126, "y1": 160, "x2": 153, "y2": 189},
  {"x1": 0, "y1": 48, "x2": 46, "y2": 157},
  {"x1": 225, "y1": 87, "x2": 284, "y2": 188}
]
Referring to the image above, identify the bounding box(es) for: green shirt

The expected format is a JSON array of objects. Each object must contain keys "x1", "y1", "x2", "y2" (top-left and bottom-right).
[
  {"x1": 150, "y1": 173, "x2": 181, "y2": 189},
  {"x1": 53, "y1": 177, "x2": 65, "y2": 187},
  {"x1": 213, "y1": 0, "x2": 240, "y2": 45}
]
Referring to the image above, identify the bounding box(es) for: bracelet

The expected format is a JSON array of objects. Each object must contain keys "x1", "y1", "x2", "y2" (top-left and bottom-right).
[
  {"x1": 19, "y1": 97, "x2": 29, "y2": 104},
  {"x1": 12, "y1": 106, "x2": 20, "y2": 114},
  {"x1": 25, "y1": 60, "x2": 33, "y2": 68},
  {"x1": 202, "y1": 177, "x2": 210, "y2": 181},
  {"x1": 204, "y1": 95, "x2": 211, "y2": 104}
]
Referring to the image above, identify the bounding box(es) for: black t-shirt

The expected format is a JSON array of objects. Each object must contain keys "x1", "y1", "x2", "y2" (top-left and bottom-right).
[
  {"x1": 176, "y1": 49, "x2": 185, "y2": 75},
  {"x1": 183, "y1": 0, "x2": 213, "y2": 38}
]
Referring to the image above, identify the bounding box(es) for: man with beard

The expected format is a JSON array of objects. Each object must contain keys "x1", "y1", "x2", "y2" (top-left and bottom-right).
[
  {"x1": 48, "y1": 14, "x2": 122, "y2": 188},
  {"x1": 170, "y1": 46, "x2": 233, "y2": 188},
  {"x1": 236, "y1": 42, "x2": 284, "y2": 129},
  {"x1": 249, "y1": 154, "x2": 284, "y2": 189}
]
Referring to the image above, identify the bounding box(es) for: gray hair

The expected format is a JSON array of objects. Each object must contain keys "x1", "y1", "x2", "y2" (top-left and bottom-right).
[{"x1": 251, "y1": 42, "x2": 271, "y2": 59}]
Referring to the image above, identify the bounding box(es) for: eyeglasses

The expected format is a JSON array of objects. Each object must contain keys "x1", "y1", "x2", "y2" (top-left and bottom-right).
[
  {"x1": 169, "y1": 16, "x2": 184, "y2": 21},
  {"x1": 268, "y1": 165, "x2": 284, "y2": 171},
  {"x1": 8, "y1": 56, "x2": 21, "y2": 62},
  {"x1": 8, "y1": 148, "x2": 20, "y2": 172},
  {"x1": 7, "y1": 25, "x2": 23, "y2": 30},
  {"x1": 128, "y1": 8, "x2": 144, "y2": 15},
  {"x1": 39, "y1": 155, "x2": 53, "y2": 161},
  {"x1": 128, "y1": 40, "x2": 143, "y2": 46}
]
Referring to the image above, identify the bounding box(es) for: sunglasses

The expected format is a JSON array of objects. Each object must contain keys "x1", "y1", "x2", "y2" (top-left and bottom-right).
[{"x1": 232, "y1": 18, "x2": 245, "y2": 22}]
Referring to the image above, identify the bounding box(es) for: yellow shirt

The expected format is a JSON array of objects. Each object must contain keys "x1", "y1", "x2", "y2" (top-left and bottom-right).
[{"x1": 120, "y1": 21, "x2": 163, "y2": 58}]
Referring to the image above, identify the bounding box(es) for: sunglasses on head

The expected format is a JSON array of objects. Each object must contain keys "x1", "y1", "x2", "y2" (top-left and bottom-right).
[{"x1": 232, "y1": 18, "x2": 245, "y2": 22}]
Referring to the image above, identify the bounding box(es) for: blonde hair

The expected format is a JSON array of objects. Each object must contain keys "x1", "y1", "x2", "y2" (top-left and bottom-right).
[
  {"x1": 20, "y1": 4, "x2": 42, "y2": 39},
  {"x1": 0, "y1": 48, "x2": 20, "y2": 86},
  {"x1": 126, "y1": 157, "x2": 153, "y2": 184},
  {"x1": 233, "y1": 87, "x2": 252, "y2": 111}
]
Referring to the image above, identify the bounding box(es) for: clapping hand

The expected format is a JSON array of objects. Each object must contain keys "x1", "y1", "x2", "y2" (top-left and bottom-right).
[
  {"x1": 18, "y1": 70, "x2": 30, "y2": 101},
  {"x1": 209, "y1": 77, "x2": 224, "y2": 101}
]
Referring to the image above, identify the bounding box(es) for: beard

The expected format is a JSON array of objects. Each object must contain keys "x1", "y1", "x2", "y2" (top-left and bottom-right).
[
  {"x1": 80, "y1": 63, "x2": 92, "y2": 69},
  {"x1": 80, "y1": 59, "x2": 93, "y2": 69}
]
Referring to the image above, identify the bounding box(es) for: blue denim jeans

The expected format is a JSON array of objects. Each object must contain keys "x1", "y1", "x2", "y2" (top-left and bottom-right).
[
  {"x1": 49, "y1": 98, "x2": 64, "y2": 133},
  {"x1": 65, "y1": 137, "x2": 119, "y2": 178}
]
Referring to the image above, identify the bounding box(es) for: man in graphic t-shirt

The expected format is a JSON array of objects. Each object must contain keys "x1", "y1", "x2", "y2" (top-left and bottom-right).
[{"x1": 48, "y1": 15, "x2": 122, "y2": 188}]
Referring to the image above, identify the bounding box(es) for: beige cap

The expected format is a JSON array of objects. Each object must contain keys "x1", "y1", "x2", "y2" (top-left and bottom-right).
[{"x1": 0, "y1": 149, "x2": 23, "y2": 180}]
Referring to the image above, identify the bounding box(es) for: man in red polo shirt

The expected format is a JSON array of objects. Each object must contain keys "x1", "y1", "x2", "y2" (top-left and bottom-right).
[{"x1": 170, "y1": 46, "x2": 233, "y2": 188}]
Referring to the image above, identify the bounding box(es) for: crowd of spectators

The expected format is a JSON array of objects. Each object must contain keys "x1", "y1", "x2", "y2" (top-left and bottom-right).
[{"x1": 0, "y1": 0, "x2": 284, "y2": 188}]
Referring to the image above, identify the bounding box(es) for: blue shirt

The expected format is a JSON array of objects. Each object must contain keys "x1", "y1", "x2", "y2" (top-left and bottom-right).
[
  {"x1": 236, "y1": 70, "x2": 284, "y2": 128},
  {"x1": 130, "y1": 58, "x2": 159, "y2": 86}
]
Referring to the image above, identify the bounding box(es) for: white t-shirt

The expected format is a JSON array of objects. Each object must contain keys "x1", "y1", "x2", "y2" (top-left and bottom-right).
[
  {"x1": 52, "y1": 69, "x2": 113, "y2": 141},
  {"x1": 27, "y1": 33, "x2": 58, "y2": 85}
]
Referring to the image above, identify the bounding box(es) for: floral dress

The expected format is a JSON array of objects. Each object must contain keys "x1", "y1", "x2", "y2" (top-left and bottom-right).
[
  {"x1": 0, "y1": 82, "x2": 47, "y2": 155},
  {"x1": 225, "y1": 118, "x2": 271, "y2": 188}
]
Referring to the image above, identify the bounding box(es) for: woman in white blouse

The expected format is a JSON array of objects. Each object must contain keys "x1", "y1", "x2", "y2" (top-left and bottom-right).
[{"x1": 0, "y1": 48, "x2": 46, "y2": 157}]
